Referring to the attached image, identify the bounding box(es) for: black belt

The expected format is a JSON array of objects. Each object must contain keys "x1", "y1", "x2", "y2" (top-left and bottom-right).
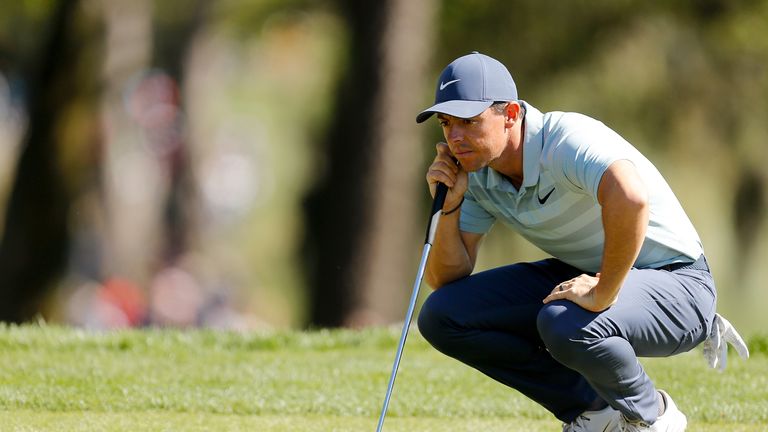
[{"x1": 656, "y1": 255, "x2": 709, "y2": 272}]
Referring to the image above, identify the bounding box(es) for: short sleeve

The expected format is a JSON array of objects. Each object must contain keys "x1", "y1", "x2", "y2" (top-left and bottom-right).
[
  {"x1": 551, "y1": 125, "x2": 631, "y2": 198},
  {"x1": 458, "y1": 191, "x2": 496, "y2": 234}
]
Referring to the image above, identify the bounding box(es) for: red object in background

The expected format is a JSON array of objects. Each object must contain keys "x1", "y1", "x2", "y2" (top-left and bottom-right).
[{"x1": 98, "y1": 277, "x2": 147, "y2": 326}]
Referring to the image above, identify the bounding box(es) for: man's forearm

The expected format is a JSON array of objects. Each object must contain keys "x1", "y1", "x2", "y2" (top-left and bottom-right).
[
  {"x1": 595, "y1": 164, "x2": 649, "y2": 308},
  {"x1": 596, "y1": 200, "x2": 648, "y2": 305},
  {"x1": 424, "y1": 211, "x2": 474, "y2": 289}
]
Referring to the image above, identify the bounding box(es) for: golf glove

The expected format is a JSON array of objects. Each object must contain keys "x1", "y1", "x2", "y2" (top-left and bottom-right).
[{"x1": 701, "y1": 313, "x2": 749, "y2": 372}]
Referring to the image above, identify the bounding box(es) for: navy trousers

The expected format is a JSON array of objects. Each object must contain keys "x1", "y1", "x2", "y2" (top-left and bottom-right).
[{"x1": 417, "y1": 255, "x2": 716, "y2": 424}]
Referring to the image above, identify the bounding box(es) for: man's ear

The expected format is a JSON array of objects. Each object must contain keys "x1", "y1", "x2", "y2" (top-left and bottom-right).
[{"x1": 505, "y1": 102, "x2": 521, "y2": 124}]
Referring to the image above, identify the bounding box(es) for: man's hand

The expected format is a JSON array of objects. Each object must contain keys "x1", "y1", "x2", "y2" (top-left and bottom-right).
[
  {"x1": 542, "y1": 273, "x2": 616, "y2": 312},
  {"x1": 427, "y1": 142, "x2": 467, "y2": 212},
  {"x1": 423, "y1": 142, "x2": 480, "y2": 289}
]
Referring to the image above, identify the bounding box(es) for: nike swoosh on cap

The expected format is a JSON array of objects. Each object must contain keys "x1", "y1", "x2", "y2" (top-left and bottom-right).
[{"x1": 439, "y1": 79, "x2": 461, "y2": 90}]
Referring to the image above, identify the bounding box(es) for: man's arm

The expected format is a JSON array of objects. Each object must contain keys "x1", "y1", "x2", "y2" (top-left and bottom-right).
[
  {"x1": 543, "y1": 159, "x2": 648, "y2": 311},
  {"x1": 593, "y1": 159, "x2": 649, "y2": 307},
  {"x1": 424, "y1": 142, "x2": 484, "y2": 289},
  {"x1": 424, "y1": 211, "x2": 483, "y2": 289}
]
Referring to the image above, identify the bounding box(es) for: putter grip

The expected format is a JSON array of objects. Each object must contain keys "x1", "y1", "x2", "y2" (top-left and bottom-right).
[{"x1": 424, "y1": 183, "x2": 449, "y2": 245}]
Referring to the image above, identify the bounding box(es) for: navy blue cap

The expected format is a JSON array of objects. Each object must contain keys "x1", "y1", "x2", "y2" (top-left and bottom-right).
[{"x1": 416, "y1": 52, "x2": 518, "y2": 123}]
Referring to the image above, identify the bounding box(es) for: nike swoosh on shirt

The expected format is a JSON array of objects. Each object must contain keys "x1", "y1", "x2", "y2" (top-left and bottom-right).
[
  {"x1": 439, "y1": 79, "x2": 461, "y2": 90},
  {"x1": 537, "y1": 187, "x2": 555, "y2": 205}
]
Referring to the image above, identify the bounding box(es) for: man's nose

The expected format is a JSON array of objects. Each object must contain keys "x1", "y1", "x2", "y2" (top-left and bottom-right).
[{"x1": 446, "y1": 125, "x2": 464, "y2": 144}]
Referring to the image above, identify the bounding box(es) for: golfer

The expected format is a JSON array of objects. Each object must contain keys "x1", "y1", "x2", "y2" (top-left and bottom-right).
[{"x1": 416, "y1": 52, "x2": 743, "y2": 431}]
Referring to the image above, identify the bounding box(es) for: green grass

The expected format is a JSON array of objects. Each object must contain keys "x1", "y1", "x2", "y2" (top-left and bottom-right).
[{"x1": 0, "y1": 324, "x2": 766, "y2": 431}]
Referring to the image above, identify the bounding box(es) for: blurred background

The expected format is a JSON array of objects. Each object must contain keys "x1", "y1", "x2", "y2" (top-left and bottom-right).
[{"x1": 0, "y1": 0, "x2": 765, "y2": 335}]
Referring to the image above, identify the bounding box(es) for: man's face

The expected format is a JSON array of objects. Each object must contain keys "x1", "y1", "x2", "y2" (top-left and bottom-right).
[{"x1": 437, "y1": 107, "x2": 509, "y2": 172}]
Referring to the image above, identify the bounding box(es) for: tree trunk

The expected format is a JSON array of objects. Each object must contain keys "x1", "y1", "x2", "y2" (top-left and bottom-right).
[
  {"x1": 151, "y1": 0, "x2": 209, "y2": 266},
  {"x1": 302, "y1": 0, "x2": 436, "y2": 327},
  {"x1": 353, "y1": 0, "x2": 437, "y2": 326},
  {"x1": 100, "y1": 0, "x2": 206, "y2": 285},
  {"x1": 0, "y1": 0, "x2": 82, "y2": 322}
]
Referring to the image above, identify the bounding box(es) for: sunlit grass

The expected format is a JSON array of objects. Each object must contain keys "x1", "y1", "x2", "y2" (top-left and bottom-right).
[{"x1": 0, "y1": 324, "x2": 765, "y2": 431}]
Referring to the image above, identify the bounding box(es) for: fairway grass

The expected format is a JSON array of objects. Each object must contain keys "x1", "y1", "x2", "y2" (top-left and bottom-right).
[{"x1": 0, "y1": 324, "x2": 765, "y2": 431}]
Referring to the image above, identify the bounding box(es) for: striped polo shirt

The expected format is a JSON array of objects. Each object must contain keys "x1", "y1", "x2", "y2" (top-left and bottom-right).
[{"x1": 460, "y1": 102, "x2": 703, "y2": 273}]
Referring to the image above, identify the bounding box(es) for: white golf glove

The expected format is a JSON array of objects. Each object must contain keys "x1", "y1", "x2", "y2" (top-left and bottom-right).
[{"x1": 701, "y1": 313, "x2": 749, "y2": 371}]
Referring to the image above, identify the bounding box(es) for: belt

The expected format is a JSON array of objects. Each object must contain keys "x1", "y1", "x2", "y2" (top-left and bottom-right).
[{"x1": 657, "y1": 255, "x2": 709, "y2": 272}]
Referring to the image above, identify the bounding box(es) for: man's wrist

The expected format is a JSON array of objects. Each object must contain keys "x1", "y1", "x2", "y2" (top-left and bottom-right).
[
  {"x1": 592, "y1": 281, "x2": 620, "y2": 310},
  {"x1": 442, "y1": 197, "x2": 464, "y2": 215}
]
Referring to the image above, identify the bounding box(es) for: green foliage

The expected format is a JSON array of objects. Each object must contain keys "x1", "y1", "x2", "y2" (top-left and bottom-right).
[
  {"x1": 747, "y1": 334, "x2": 768, "y2": 356},
  {"x1": 211, "y1": 0, "x2": 329, "y2": 40},
  {"x1": 1, "y1": 0, "x2": 767, "y2": 340},
  {"x1": 0, "y1": 324, "x2": 766, "y2": 431},
  {"x1": 0, "y1": 0, "x2": 56, "y2": 67}
]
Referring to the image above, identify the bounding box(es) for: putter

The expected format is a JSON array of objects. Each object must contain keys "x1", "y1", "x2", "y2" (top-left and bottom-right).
[{"x1": 375, "y1": 182, "x2": 449, "y2": 432}]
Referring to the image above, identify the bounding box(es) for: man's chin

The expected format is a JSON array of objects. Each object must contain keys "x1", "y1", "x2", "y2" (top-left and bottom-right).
[{"x1": 457, "y1": 160, "x2": 485, "y2": 172}]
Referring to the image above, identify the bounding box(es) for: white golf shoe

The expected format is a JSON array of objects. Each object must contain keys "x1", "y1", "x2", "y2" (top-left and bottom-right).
[
  {"x1": 619, "y1": 390, "x2": 686, "y2": 431},
  {"x1": 562, "y1": 404, "x2": 622, "y2": 432}
]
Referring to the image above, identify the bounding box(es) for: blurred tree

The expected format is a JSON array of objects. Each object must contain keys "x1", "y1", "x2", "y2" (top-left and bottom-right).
[
  {"x1": 301, "y1": 0, "x2": 391, "y2": 328},
  {"x1": 733, "y1": 168, "x2": 765, "y2": 270},
  {"x1": 302, "y1": 0, "x2": 436, "y2": 327},
  {"x1": 97, "y1": 0, "x2": 212, "y2": 326},
  {"x1": 0, "y1": 0, "x2": 763, "y2": 331},
  {"x1": 353, "y1": 0, "x2": 437, "y2": 326},
  {"x1": 0, "y1": 0, "x2": 102, "y2": 322},
  {"x1": 150, "y1": 0, "x2": 210, "y2": 265}
]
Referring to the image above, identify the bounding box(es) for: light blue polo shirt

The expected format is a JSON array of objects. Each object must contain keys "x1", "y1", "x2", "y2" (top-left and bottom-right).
[{"x1": 460, "y1": 102, "x2": 703, "y2": 272}]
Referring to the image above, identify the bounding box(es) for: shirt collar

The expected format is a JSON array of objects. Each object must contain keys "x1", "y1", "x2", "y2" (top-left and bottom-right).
[
  {"x1": 484, "y1": 167, "x2": 508, "y2": 190},
  {"x1": 520, "y1": 100, "x2": 544, "y2": 190},
  {"x1": 482, "y1": 101, "x2": 544, "y2": 192}
]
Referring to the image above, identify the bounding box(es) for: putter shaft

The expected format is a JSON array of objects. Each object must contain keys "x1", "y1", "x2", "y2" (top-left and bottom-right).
[
  {"x1": 375, "y1": 183, "x2": 448, "y2": 431},
  {"x1": 375, "y1": 242, "x2": 432, "y2": 432}
]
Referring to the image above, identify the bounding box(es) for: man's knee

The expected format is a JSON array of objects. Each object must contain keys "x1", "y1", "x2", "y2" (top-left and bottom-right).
[
  {"x1": 417, "y1": 291, "x2": 449, "y2": 345},
  {"x1": 536, "y1": 303, "x2": 591, "y2": 368},
  {"x1": 417, "y1": 288, "x2": 461, "y2": 354}
]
